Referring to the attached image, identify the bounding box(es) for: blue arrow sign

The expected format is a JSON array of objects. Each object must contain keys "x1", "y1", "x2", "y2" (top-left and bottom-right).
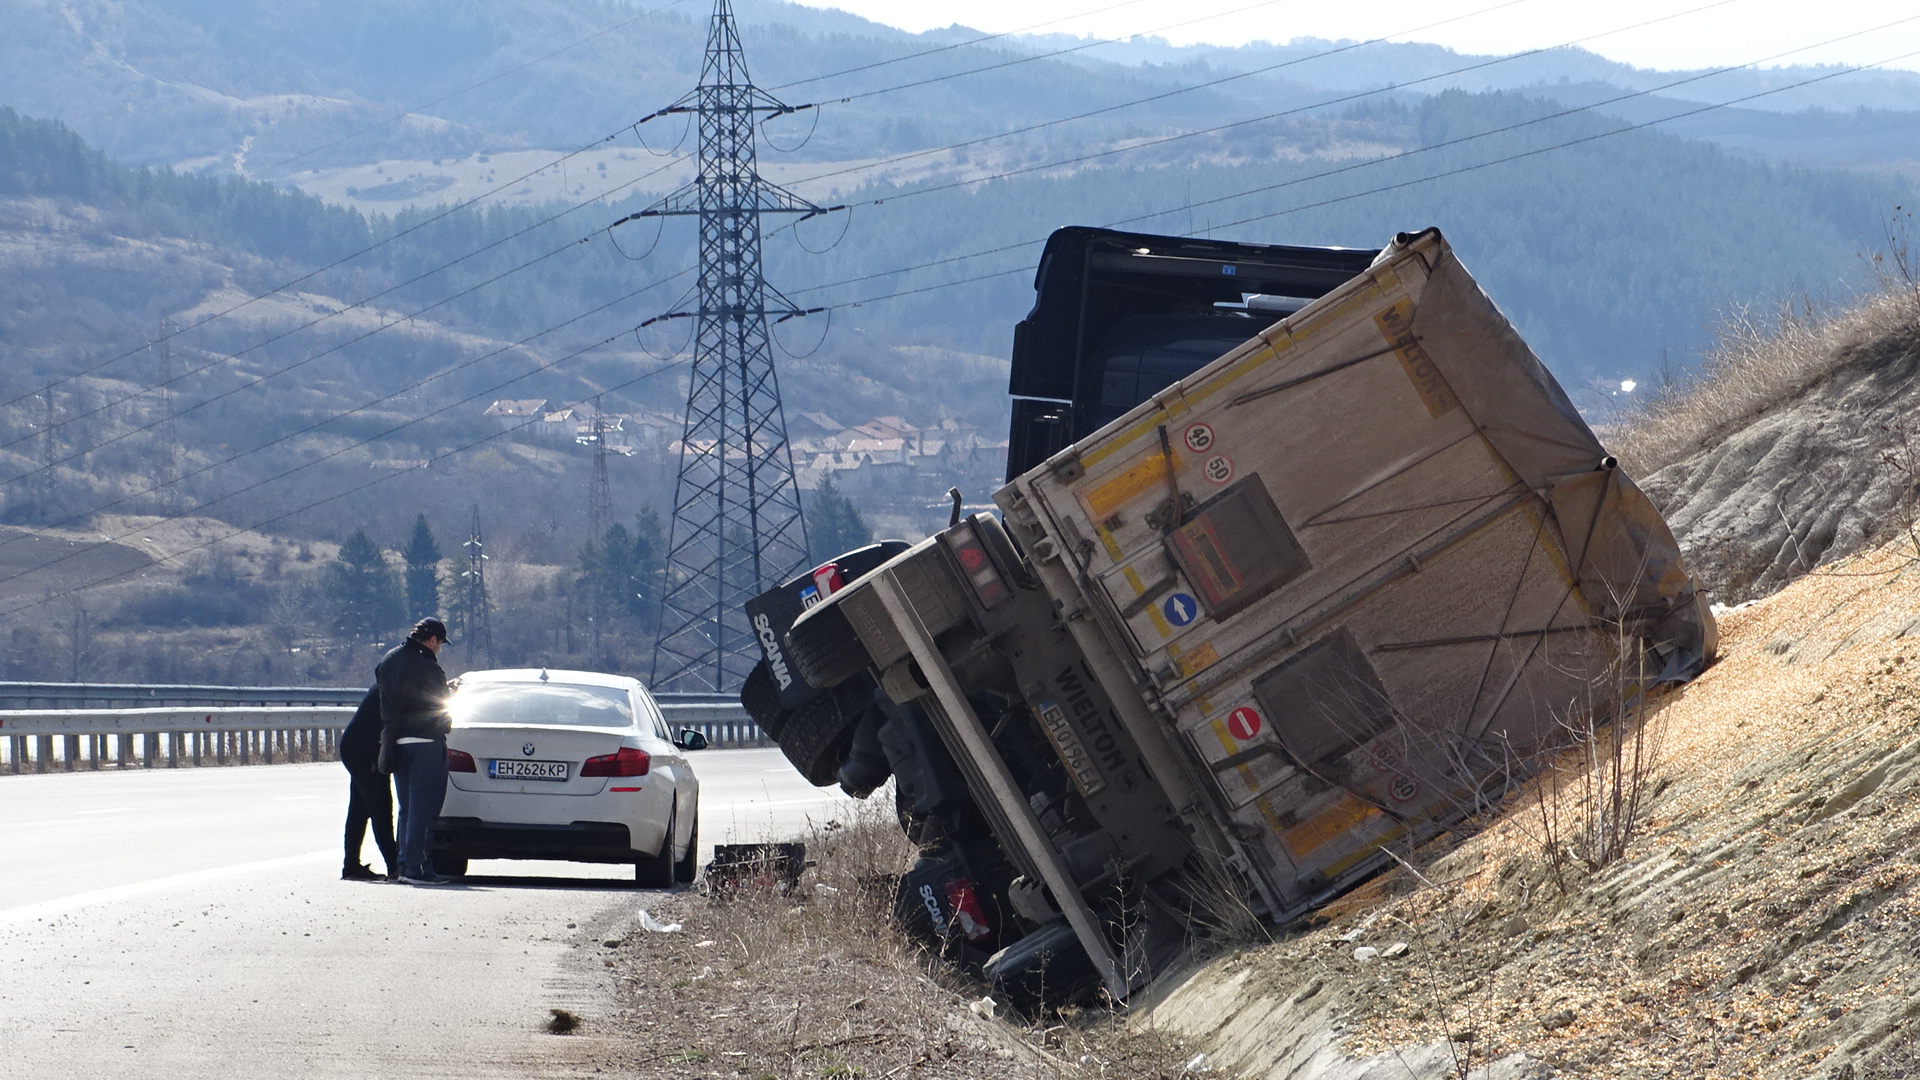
[{"x1": 1162, "y1": 592, "x2": 1199, "y2": 627}]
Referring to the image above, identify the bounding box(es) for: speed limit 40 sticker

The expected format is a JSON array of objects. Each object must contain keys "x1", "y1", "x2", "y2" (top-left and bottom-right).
[{"x1": 1183, "y1": 422, "x2": 1215, "y2": 454}]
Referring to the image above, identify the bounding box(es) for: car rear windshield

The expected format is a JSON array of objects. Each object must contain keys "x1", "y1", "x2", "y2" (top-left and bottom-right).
[{"x1": 451, "y1": 683, "x2": 635, "y2": 728}]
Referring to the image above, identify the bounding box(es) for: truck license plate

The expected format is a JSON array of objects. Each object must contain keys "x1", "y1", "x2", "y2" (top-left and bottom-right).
[{"x1": 490, "y1": 759, "x2": 569, "y2": 781}]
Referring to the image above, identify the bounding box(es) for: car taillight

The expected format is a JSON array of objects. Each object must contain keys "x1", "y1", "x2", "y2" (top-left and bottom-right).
[
  {"x1": 581, "y1": 747, "x2": 650, "y2": 777},
  {"x1": 447, "y1": 748, "x2": 477, "y2": 772},
  {"x1": 943, "y1": 525, "x2": 1010, "y2": 608}
]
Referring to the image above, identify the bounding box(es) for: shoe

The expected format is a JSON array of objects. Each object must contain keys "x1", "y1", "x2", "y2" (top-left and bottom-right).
[
  {"x1": 399, "y1": 873, "x2": 452, "y2": 886},
  {"x1": 342, "y1": 863, "x2": 381, "y2": 881}
]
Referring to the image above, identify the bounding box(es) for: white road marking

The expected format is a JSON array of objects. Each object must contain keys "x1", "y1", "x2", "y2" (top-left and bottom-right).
[{"x1": 0, "y1": 851, "x2": 333, "y2": 926}]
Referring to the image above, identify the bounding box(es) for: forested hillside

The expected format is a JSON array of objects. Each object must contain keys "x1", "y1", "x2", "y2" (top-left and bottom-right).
[{"x1": 0, "y1": 2, "x2": 1917, "y2": 682}]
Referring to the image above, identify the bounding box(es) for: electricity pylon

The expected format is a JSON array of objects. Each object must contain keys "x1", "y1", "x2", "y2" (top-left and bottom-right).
[
  {"x1": 459, "y1": 506, "x2": 493, "y2": 663},
  {"x1": 586, "y1": 400, "x2": 613, "y2": 655},
  {"x1": 639, "y1": 0, "x2": 828, "y2": 692}
]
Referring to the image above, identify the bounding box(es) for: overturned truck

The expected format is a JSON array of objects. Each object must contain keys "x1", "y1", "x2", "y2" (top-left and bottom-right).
[{"x1": 743, "y1": 226, "x2": 1715, "y2": 1006}]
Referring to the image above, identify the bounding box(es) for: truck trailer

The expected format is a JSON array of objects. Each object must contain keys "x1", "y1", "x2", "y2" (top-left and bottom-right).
[{"x1": 743, "y1": 226, "x2": 1715, "y2": 1006}]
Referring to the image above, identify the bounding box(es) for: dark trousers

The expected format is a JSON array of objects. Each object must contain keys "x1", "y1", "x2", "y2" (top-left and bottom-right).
[
  {"x1": 343, "y1": 762, "x2": 398, "y2": 873},
  {"x1": 392, "y1": 739, "x2": 449, "y2": 879}
]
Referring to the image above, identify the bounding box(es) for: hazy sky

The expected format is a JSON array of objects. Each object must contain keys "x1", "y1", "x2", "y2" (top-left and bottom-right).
[{"x1": 789, "y1": 0, "x2": 1920, "y2": 74}]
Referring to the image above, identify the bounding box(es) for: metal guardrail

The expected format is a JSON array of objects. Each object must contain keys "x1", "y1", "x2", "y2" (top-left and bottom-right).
[{"x1": 0, "y1": 686, "x2": 762, "y2": 774}]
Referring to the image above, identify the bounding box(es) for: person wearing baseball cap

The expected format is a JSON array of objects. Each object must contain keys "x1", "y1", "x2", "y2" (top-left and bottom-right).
[{"x1": 376, "y1": 617, "x2": 456, "y2": 885}]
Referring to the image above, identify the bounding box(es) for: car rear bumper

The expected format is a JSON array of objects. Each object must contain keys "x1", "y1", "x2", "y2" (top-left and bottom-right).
[{"x1": 432, "y1": 817, "x2": 637, "y2": 863}]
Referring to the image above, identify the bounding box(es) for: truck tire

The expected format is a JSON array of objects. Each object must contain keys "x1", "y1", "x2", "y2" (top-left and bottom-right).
[
  {"x1": 787, "y1": 603, "x2": 872, "y2": 689},
  {"x1": 740, "y1": 660, "x2": 791, "y2": 740},
  {"x1": 777, "y1": 683, "x2": 868, "y2": 786},
  {"x1": 985, "y1": 922, "x2": 1101, "y2": 1013}
]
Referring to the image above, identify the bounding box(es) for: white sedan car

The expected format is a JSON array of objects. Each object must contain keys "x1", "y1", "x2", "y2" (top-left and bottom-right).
[{"x1": 431, "y1": 668, "x2": 704, "y2": 886}]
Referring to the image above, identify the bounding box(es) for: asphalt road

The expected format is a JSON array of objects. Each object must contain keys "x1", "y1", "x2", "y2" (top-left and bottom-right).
[{"x1": 0, "y1": 750, "x2": 856, "y2": 1079}]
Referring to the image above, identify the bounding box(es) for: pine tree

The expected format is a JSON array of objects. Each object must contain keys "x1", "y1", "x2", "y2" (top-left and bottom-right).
[
  {"x1": 324, "y1": 529, "x2": 405, "y2": 642},
  {"x1": 631, "y1": 508, "x2": 666, "y2": 626},
  {"x1": 805, "y1": 478, "x2": 872, "y2": 562},
  {"x1": 402, "y1": 514, "x2": 442, "y2": 618}
]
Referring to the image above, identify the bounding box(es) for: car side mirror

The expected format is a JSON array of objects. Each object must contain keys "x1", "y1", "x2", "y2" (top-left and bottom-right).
[{"x1": 675, "y1": 729, "x2": 709, "y2": 751}]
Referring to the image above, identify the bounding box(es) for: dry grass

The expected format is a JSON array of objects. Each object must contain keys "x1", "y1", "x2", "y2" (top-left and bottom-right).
[
  {"x1": 1610, "y1": 283, "x2": 1920, "y2": 479},
  {"x1": 596, "y1": 797, "x2": 1209, "y2": 1079},
  {"x1": 1175, "y1": 537, "x2": 1920, "y2": 1078}
]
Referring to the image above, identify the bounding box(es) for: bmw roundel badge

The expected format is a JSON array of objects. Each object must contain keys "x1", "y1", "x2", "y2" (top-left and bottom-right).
[{"x1": 522, "y1": 743, "x2": 536, "y2": 756}]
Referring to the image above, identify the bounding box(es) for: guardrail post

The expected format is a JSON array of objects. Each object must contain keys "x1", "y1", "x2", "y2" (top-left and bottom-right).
[
  {"x1": 117, "y1": 733, "x2": 131, "y2": 769},
  {"x1": 263, "y1": 729, "x2": 274, "y2": 765},
  {"x1": 7, "y1": 735, "x2": 17, "y2": 774},
  {"x1": 167, "y1": 732, "x2": 178, "y2": 768},
  {"x1": 36, "y1": 735, "x2": 50, "y2": 773},
  {"x1": 64, "y1": 734, "x2": 77, "y2": 771}
]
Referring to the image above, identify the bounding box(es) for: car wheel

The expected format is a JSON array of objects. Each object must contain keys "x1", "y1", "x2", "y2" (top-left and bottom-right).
[
  {"x1": 778, "y1": 683, "x2": 869, "y2": 786},
  {"x1": 787, "y1": 603, "x2": 872, "y2": 689},
  {"x1": 741, "y1": 660, "x2": 792, "y2": 740},
  {"x1": 674, "y1": 813, "x2": 699, "y2": 884},
  {"x1": 431, "y1": 852, "x2": 468, "y2": 878},
  {"x1": 635, "y1": 811, "x2": 677, "y2": 888}
]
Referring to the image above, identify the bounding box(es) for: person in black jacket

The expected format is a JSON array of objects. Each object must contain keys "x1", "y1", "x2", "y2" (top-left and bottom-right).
[
  {"x1": 377, "y1": 617, "x2": 455, "y2": 886},
  {"x1": 338, "y1": 687, "x2": 398, "y2": 880}
]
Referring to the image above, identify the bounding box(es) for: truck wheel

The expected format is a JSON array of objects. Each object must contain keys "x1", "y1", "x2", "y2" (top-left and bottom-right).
[
  {"x1": 787, "y1": 603, "x2": 872, "y2": 689},
  {"x1": 740, "y1": 661, "x2": 791, "y2": 740},
  {"x1": 985, "y1": 922, "x2": 1101, "y2": 1013},
  {"x1": 777, "y1": 684, "x2": 867, "y2": 786}
]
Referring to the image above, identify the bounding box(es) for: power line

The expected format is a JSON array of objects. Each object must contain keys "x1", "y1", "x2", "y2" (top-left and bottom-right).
[
  {"x1": 813, "y1": 0, "x2": 1304, "y2": 105},
  {"x1": 2, "y1": 122, "x2": 679, "y2": 417},
  {"x1": 789, "y1": 44, "x2": 1920, "y2": 317},
  {"x1": 3, "y1": 153, "x2": 690, "y2": 457},
  {"x1": 765, "y1": 10, "x2": 1918, "y2": 306},
  {"x1": 265, "y1": 0, "x2": 697, "y2": 172},
  {"x1": 764, "y1": 0, "x2": 1161, "y2": 91},
  {"x1": 0, "y1": 343, "x2": 698, "y2": 617},
  {"x1": 0, "y1": 270, "x2": 690, "y2": 557},
  {"x1": 773, "y1": 0, "x2": 1743, "y2": 204}
]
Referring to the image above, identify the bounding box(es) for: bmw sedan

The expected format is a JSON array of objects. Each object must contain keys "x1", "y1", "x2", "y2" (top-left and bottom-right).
[{"x1": 431, "y1": 668, "x2": 705, "y2": 886}]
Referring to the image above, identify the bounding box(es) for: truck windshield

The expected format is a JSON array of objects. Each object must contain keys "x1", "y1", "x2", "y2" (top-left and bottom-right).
[{"x1": 450, "y1": 683, "x2": 634, "y2": 728}]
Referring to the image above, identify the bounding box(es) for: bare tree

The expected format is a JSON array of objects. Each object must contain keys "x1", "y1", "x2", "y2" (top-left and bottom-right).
[{"x1": 58, "y1": 597, "x2": 96, "y2": 682}]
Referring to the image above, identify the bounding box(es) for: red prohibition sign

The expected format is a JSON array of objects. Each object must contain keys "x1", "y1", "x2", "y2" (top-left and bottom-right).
[{"x1": 1226, "y1": 705, "x2": 1263, "y2": 741}]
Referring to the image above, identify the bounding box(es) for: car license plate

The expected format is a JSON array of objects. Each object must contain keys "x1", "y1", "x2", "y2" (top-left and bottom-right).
[{"x1": 489, "y1": 759, "x2": 569, "y2": 781}]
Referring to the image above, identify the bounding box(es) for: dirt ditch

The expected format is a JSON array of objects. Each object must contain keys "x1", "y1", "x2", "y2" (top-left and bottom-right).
[{"x1": 566, "y1": 807, "x2": 1205, "y2": 1079}]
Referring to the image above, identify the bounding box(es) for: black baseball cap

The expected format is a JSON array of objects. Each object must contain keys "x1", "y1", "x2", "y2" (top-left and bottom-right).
[{"x1": 412, "y1": 617, "x2": 453, "y2": 644}]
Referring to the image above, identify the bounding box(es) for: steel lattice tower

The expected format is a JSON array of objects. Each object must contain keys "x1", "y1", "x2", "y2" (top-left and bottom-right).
[
  {"x1": 587, "y1": 400, "x2": 613, "y2": 655},
  {"x1": 459, "y1": 505, "x2": 494, "y2": 663},
  {"x1": 643, "y1": 0, "x2": 823, "y2": 692}
]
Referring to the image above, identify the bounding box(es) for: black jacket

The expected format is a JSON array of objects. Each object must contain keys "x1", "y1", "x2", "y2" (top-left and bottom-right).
[
  {"x1": 338, "y1": 687, "x2": 381, "y2": 772},
  {"x1": 375, "y1": 638, "x2": 452, "y2": 767}
]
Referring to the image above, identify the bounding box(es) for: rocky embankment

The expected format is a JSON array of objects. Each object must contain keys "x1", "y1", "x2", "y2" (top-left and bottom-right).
[
  {"x1": 1619, "y1": 286, "x2": 1920, "y2": 604},
  {"x1": 1148, "y1": 541, "x2": 1920, "y2": 1079}
]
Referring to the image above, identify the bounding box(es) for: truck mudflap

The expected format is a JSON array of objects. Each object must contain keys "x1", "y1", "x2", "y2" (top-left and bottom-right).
[{"x1": 998, "y1": 227, "x2": 1714, "y2": 914}]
